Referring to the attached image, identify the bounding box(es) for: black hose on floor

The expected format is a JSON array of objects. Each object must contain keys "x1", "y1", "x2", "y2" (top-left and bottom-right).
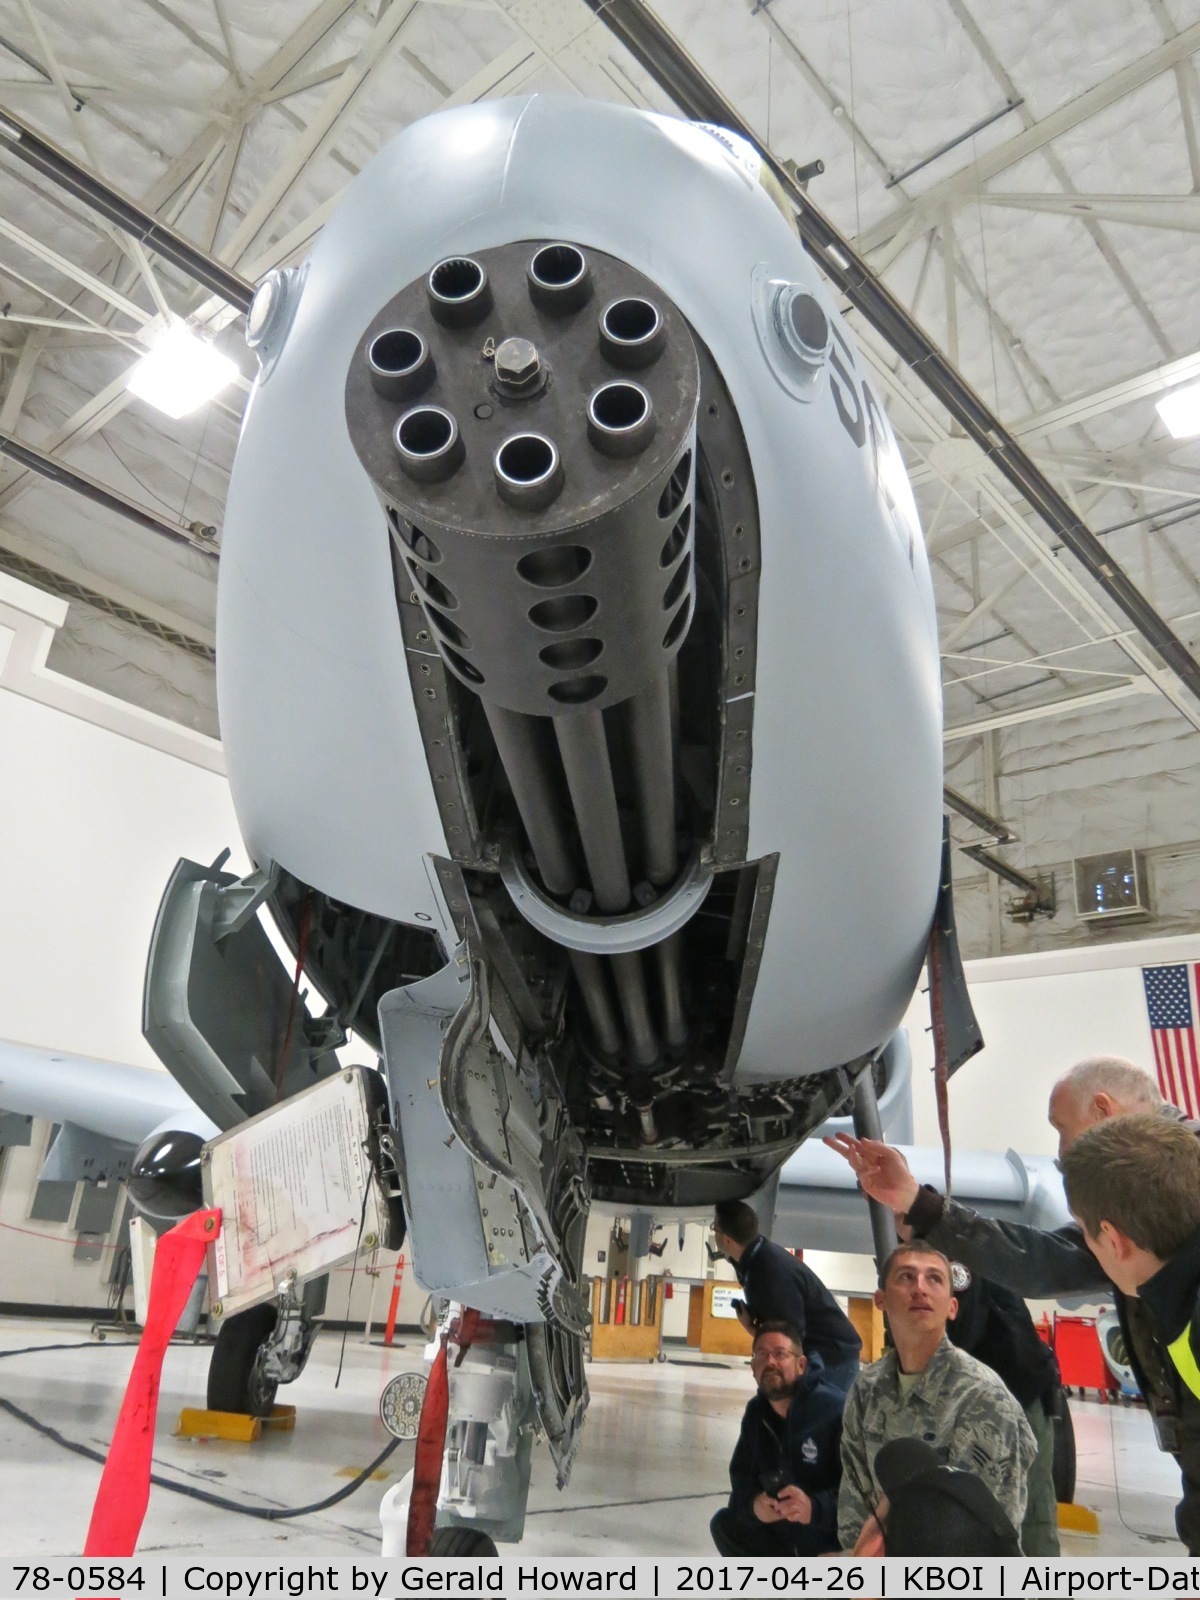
[{"x1": 0, "y1": 1339, "x2": 400, "y2": 1521}]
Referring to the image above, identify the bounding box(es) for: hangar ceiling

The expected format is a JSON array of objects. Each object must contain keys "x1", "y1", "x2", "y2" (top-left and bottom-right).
[{"x1": 0, "y1": 0, "x2": 1197, "y2": 958}]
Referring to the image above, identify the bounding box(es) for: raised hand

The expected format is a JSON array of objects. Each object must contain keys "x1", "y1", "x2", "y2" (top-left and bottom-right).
[{"x1": 822, "y1": 1134, "x2": 921, "y2": 1212}]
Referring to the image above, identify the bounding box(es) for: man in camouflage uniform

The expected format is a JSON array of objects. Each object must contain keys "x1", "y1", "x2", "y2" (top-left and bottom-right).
[{"x1": 838, "y1": 1243, "x2": 1037, "y2": 1554}]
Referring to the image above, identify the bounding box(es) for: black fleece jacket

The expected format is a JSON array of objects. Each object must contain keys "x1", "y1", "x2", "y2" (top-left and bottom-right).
[
  {"x1": 735, "y1": 1236, "x2": 862, "y2": 1370},
  {"x1": 725, "y1": 1366, "x2": 845, "y2": 1555}
]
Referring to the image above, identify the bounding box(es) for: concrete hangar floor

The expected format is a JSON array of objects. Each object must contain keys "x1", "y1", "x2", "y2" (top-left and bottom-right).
[{"x1": 0, "y1": 1316, "x2": 1185, "y2": 1558}]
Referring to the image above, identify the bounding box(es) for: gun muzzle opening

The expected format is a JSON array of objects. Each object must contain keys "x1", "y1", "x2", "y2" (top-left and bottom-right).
[
  {"x1": 368, "y1": 327, "x2": 434, "y2": 401},
  {"x1": 528, "y1": 243, "x2": 593, "y2": 314},
  {"x1": 427, "y1": 255, "x2": 493, "y2": 327},
  {"x1": 587, "y1": 382, "x2": 656, "y2": 458},
  {"x1": 599, "y1": 297, "x2": 665, "y2": 368},
  {"x1": 393, "y1": 405, "x2": 464, "y2": 483},
  {"x1": 494, "y1": 432, "x2": 564, "y2": 510}
]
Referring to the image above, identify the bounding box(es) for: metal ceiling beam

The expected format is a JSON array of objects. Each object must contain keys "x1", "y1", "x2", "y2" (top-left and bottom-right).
[
  {"x1": 944, "y1": 781, "x2": 1050, "y2": 914},
  {"x1": 77, "y1": 0, "x2": 360, "y2": 324},
  {"x1": 0, "y1": 541, "x2": 215, "y2": 658},
  {"x1": 940, "y1": 567, "x2": 1029, "y2": 652},
  {"x1": 944, "y1": 680, "x2": 1158, "y2": 740},
  {"x1": 0, "y1": 9, "x2": 514, "y2": 529},
  {"x1": 185, "y1": 37, "x2": 540, "y2": 330},
  {"x1": 979, "y1": 191, "x2": 1200, "y2": 233},
  {"x1": 585, "y1": 0, "x2": 1200, "y2": 714},
  {"x1": 943, "y1": 785, "x2": 1016, "y2": 843},
  {"x1": 0, "y1": 106, "x2": 255, "y2": 312},
  {"x1": 14, "y1": 0, "x2": 173, "y2": 323},
  {"x1": 0, "y1": 331, "x2": 42, "y2": 432},
  {"x1": 0, "y1": 367, "x2": 136, "y2": 513},
  {"x1": 855, "y1": 21, "x2": 1200, "y2": 254},
  {"x1": 0, "y1": 210, "x2": 150, "y2": 325},
  {"x1": 0, "y1": 1, "x2": 361, "y2": 527},
  {"x1": 958, "y1": 843, "x2": 1050, "y2": 903},
  {"x1": 0, "y1": 427, "x2": 217, "y2": 556},
  {"x1": 868, "y1": 347, "x2": 1200, "y2": 730},
  {"x1": 0, "y1": 28, "x2": 186, "y2": 156},
  {"x1": 944, "y1": 0, "x2": 1176, "y2": 362},
  {"x1": 0, "y1": 255, "x2": 138, "y2": 347},
  {"x1": 1015, "y1": 348, "x2": 1200, "y2": 440},
  {"x1": 750, "y1": 3, "x2": 895, "y2": 190},
  {"x1": 214, "y1": 0, "x2": 420, "y2": 272},
  {"x1": 907, "y1": 346, "x2": 1200, "y2": 488}
]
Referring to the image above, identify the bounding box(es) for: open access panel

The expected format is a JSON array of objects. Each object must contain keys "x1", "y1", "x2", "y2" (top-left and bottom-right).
[{"x1": 202, "y1": 1066, "x2": 401, "y2": 1317}]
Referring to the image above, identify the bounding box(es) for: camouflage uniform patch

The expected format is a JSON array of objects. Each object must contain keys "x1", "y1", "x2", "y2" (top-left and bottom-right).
[{"x1": 837, "y1": 1336, "x2": 1037, "y2": 1549}]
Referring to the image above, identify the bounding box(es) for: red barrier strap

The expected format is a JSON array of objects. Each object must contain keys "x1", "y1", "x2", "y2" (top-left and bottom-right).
[
  {"x1": 406, "y1": 1339, "x2": 450, "y2": 1556},
  {"x1": 83, "y1": 1208, "x2": 220, "y2": 1557}
]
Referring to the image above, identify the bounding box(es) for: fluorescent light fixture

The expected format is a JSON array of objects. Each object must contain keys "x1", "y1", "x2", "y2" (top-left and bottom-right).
[
  {"x1": 127, "y1": 322, "x2": 238, "y2": 419},
  {"x1": 1156, "y1": 381, "x2": 1200, "y2": 440}
]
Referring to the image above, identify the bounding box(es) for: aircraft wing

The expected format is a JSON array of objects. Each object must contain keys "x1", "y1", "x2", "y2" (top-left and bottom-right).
[
  {"x1": 776, "y1": 1137, "x2": 1070, "y2": 1256},
  {"x1": 0, "y1": 1039, "x2": 214, "y2": 1183}
]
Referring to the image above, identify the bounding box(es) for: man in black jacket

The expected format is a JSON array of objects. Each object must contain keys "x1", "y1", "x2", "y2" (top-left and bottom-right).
[
  {"x1": 710, "y1": 1322, "x2": 844, "y2": 1557},
  {"x1": 947, "y1": 1265, "x2": 1062, "y2": 1554},
  {"x1": 825, "y1": 1055, "x2": 1200, "y2": 1551},
  {"x1": 713, "y1": 1200, "x2": 862, "y2": 1394},
  {"x1": 1061, "y1": 1115, "x2": 1200, "y2": 1554}
]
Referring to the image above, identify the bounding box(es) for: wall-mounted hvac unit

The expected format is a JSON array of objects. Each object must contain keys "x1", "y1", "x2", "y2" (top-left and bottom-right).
[{"x1": 1072, "y1": 849, "x2": 1150, "y2": 922}]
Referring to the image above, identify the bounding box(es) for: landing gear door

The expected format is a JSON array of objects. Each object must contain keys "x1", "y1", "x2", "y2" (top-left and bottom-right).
[
  {"x1": 143, "y1": 855, "x2": 340, "y2": 1132},
  {"x1": 378, "y1": 938, "x2": 589, "y2": 1331}
]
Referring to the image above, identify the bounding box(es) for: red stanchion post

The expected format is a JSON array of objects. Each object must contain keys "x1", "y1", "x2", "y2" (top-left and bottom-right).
[
  {"x1": 384, "y1": 1251, "x2": 406, "y2": 1346},
  {"x1": 83, "y1": 1207, "x2": 221, "y2": 1557},
  {"x1": 405, "y1": 1338, "x2": 449, "y2": 1556}
]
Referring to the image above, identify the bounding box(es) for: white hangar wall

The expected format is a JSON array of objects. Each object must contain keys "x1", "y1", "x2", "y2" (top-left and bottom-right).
[
  {"x1": 0, "y1": 575, "x2": 236, "y2": 1312},
  {"x1": 905, "y1": 930, "x2": 1200, "y2": 1158},
  {"x1": 0, "y1": 575, "x2": 423, "y2": 1329},
  {"x1": 0, "y1": 576, "x2": 235, "y2": 1069}
]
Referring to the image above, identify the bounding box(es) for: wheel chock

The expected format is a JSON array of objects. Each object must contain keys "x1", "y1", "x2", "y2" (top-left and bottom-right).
[
  {"x1": 176, "y1": 1408, "x2": 262, "y2": 1441},
  {"x1": 176, "y1": 1404, "x2": 296, "y2": 1440},
  {"x1": 1057, "y1": 1502, "x2": 1100, "y2": 1535}
]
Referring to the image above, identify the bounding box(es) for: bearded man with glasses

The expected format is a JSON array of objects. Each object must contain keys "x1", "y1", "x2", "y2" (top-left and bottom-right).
[{"x1": 710, "y1": 1321, "x2": 845, "y2": 1557}]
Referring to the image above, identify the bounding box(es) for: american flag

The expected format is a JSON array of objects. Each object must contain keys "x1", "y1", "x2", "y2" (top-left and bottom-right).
[{"x1": 1142, "y1": 963, "x2": 1200, "y2": 1118}]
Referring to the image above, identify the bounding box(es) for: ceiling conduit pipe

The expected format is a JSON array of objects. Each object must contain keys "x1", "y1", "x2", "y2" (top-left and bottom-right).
[
  {"x1": 0, "y1": 108, "x2": 254, "y2": 314},
  {"x1": 0, "y1": 428, "x2": 219, "y2": 557}
]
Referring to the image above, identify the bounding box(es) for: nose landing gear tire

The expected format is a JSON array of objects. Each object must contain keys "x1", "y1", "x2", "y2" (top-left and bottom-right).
[
  {"x1": 207, "y1": 1303, "x2": 280, "y2": 1418},
  {"x1": 429, "y1": 1528, "x2": 499, "y2": 1556}
]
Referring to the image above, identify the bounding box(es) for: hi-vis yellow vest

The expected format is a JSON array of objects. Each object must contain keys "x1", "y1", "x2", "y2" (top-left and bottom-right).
[{"x1": 1168, "y1": 1326, "x2": 1200, "y2": 1401}]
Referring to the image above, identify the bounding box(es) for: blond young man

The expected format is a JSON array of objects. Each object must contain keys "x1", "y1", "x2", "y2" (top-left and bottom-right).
[{"x1": 1061, "y1": 1115, "x2": 1200, "y2": 1554}]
